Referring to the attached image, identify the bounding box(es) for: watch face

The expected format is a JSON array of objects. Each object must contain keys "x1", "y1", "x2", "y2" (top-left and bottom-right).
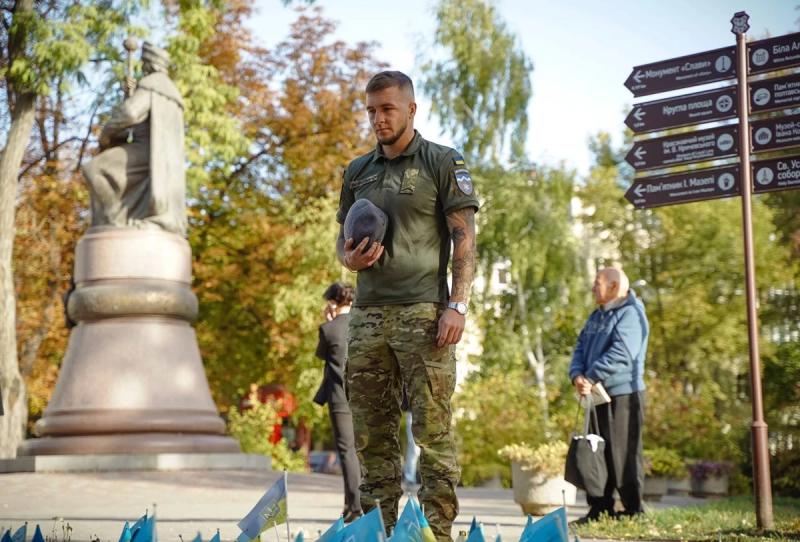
[{"x1": 456, "y1": 302, "x2": 467, "y2": 315}]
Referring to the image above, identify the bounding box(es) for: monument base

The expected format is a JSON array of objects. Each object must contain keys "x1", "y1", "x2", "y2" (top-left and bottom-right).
[{"x1": 0, "y1": 452, "x2": 269, "y2": 473}]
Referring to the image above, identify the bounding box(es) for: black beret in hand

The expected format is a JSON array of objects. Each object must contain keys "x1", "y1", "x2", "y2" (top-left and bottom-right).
[{"x1": 344, "y1": 199, "x2": 388, "y2": 253}]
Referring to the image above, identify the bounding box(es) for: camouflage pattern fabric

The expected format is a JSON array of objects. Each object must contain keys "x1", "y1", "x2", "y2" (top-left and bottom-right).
[{"x1": 347, "y1": 303, "x2": 460, "y2": 542}]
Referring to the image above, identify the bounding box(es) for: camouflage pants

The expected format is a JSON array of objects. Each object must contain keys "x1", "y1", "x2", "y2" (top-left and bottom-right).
[{"x1": 347, "y1": 303, "x2": 460, "y2": 542}]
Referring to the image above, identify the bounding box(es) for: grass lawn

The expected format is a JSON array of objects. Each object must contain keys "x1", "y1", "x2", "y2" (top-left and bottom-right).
[{"x1": 572, "y1": 497, "x2": 800, "y2": 541}]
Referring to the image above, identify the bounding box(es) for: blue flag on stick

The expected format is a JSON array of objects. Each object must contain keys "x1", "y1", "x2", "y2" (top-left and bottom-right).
[
  {"x1": 391, "y1": 499, "x2": 422, "y2": 542},
  {"x1": 316, "y1": 517, "x2": 344, "y2": 542},
  {"x1": 119, "y1": 522, "x2": 133, "y2": 542},
  {"x1": 209, "y1": 530, "x2": 221, "y2": 542},
  {"x1": 189, "y1": 533, "x2": 202, "y2": 542},
  {"x1": 469, "y1": 518, "x2": 478, "y2": 534},
  {"x1": 10, "y1": 525, "x2": 26, "y2": 542},
  {"x1": 519, "y1": 508, "x2": 568, "y2": 542},
  {"x1": 337, "y1": 507, "x2": 386, "y2": 542},
  {"x1": 0, "y1": 530, "x2": 10, "y2": 542},
  {"x1": 465, "y1": 523, "x2": 484, "y2": 542},
  {"x1": 238, "y1": 473, "x2": 288, "y2": 541},
  {"x1": 32, "y1": 525, "x2": 45, "y2": 542},
  {"x1": 131, "y1": 514, "x2": 156, "y2": 542}
]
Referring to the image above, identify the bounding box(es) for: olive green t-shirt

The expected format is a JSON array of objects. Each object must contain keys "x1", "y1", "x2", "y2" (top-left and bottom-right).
[{"x1": 336, "y1": 131, "x2": 480, "y2": 307}]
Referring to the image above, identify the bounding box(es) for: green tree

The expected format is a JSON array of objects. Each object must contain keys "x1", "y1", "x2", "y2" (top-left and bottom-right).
[
  {"x1": 474, "y1": 165, "x2": 587, "y2": 433},
  {"x1": 419, "y1": 0, "x2": 532, "y2": 165},
  {"x1": 419, "y1": 0, "x2": 587, "y2": 485},
  {"x1": 0, "y1": 0, "x2": 142, "y2": 458}
]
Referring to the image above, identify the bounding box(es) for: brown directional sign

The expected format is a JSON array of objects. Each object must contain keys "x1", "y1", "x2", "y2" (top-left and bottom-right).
[
  {"x1": 750, "y1": 74, "x2": 800, "y2": 113},
  {"x1": 749, "y1": 32, "x2": 800, "y2": 74},
  {"x1": 752, "y1": 156, "x2": 800, "y2": 194},
  {"x1": 625, "y1": 47, "x2": 737, "y2": 97},
  {"x1": 751, "y1": 112, "x2": 800, "y2": 153},
  {"x1": 625, "y1": 125, "x2": 739, "y2": 170},
  {"x1": 625, "y1": 165, "x2": 740, "y2": 208},
  {"x1": 625, "y1": 87, "x2": 737, "y2": 133}
]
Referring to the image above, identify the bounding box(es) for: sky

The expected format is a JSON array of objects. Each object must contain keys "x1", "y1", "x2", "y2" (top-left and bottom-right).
[{"x1": 250, "y1": 1, "x2": 796, "y2": 177}]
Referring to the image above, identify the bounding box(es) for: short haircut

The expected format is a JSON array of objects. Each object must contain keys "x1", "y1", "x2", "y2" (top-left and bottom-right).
[
  {"x1": 323, "y1": 282, "x2": 354, "y2": 305},
  {"x1": 366, "y1": 70, "x2": 415, "y2": 99},
  {"x1": 602, "y1": 267, "x2": 630, "y2": 296}
]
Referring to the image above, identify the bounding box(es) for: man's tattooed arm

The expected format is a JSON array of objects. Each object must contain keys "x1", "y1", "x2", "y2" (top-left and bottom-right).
[{"x1": 446, "y1": 207, "x2": 477, "y2": 302}]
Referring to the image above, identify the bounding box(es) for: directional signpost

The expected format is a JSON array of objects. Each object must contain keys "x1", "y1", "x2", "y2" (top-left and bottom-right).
[
  {"x1": 619, "y1": 11, "x2": 800, "y2": 530},
  {"x1": 624, "y1": 46, "x2": 736, "y2": 97},
  {"x1": 625, "y1": 87, "x2": 737, "y2": 133},
  {"x1": 624, "y1": 125, "x2": 738, "y2": 170},
  {"x1": 752, "y1": 156, "x2": 800, "y2": 194},
  {"x1": 750, "y1": 74, "x2": 800, "y2": 113},
  {"x1": 748, "y1": 31, "x2": 800, "y2": 74},
  {"x1": 751, "y1": 112, "x2": 800, "y2": 153},
  {"x1": 625, "y1": 166, "x2": 740, "y2": 208}
]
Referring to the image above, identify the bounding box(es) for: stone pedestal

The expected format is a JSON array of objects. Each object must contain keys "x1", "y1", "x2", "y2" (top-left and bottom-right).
[{"x1": 19, "y1": 228, "x2": 240, "y2": 456}]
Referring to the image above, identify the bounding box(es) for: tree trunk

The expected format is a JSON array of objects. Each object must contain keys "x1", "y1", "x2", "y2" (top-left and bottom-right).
[
  {"x1": 0, "y1": 89, "x2": 36, "y2": 457},
  {"x1": 515, "y1": 278, "x2": 550, "y2": 432}
]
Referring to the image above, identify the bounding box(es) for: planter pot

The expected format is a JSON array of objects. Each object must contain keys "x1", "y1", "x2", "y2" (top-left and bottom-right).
[
  {"x1": 511, "y1": 461, "x2": 577, "y2": 515},
  {"x1": 643, "y1": 476, "x2": 668, "y2": 501},
  {"x1": 667, "y1": 476, "x2": 691, "y2": 496},
  {"x1": 690, "y1": 474, "x2": 729, "y2": 497}
]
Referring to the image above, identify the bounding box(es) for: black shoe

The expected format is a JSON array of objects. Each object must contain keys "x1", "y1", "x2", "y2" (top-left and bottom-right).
[{"x1": 343, "y1": 509, "x2": 363, "y2": 523}]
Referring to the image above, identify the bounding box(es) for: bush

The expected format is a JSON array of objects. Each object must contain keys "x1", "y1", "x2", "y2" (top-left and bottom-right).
[
  {"x1": 643, "y1": 447, "x2": 686, "y2": 478},
  {"x1": 453, "y1": 367, "x2": 546, "y2": 487},
  {"x1": 498, "y1": 441, "x2": 568, "y2": 478},
  {"x1": 227, "y1": 401, "x2": 307, "y2": 472}
]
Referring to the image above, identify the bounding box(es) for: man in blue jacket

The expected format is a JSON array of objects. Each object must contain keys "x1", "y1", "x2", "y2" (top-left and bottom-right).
[{"x1": 569, "y1": 267, "x2": 649, "y2": 522}]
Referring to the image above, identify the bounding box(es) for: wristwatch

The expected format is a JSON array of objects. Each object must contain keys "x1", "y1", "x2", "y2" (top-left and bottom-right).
[{"x1": 447, "y1": 301, "x2": 468, "y2": 315}]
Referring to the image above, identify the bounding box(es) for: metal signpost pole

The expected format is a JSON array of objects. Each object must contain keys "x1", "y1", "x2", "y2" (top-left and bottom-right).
[{"x1": 731, "y1": 11, "x2": 773, "y2": 529}]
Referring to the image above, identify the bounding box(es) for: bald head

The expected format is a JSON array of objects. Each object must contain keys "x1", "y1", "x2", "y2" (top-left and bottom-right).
[{"x1": 592, "y1": 267, "x2": 630, "y2": 305}]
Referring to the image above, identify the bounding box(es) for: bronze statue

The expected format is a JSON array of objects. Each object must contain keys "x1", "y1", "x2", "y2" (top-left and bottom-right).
[{"x1": 83, "y1": 42, "x2": 187, "y2": 236}]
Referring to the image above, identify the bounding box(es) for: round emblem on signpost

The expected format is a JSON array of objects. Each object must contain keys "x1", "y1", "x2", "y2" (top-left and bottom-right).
[
  {"x1": 754, "y1": 127, "x2": 773, "y2": 146},
  {"x1": 756, "y1": 167, "x2": 774, "y2": 186},
  {"x1": 753, "y1": 88, "x2": 771, "y2": 107},
  {"x1": 717, "y1": 173, "x2": 735, "y2": 191},
  {"x1": 717, "y1": 133, "x2": 734, "y2": 151},
  {"x1": 715, "y1": 55, "x2": 733, "y2": 73},
  {"x1": 751, "y1": 48, "x2": 769, "y2": 67},
  {"x1": 715, "y1": 95, "x2": 733, "y2": 113}
]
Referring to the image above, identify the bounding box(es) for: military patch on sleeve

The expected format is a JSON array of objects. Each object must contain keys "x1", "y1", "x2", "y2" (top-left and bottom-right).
[
  {"x1": 453, "y1": 168, "x2": 474, "y2": 195},
  {"x1": 452, "y1": 153, "x2": 466, "y2": 166}
]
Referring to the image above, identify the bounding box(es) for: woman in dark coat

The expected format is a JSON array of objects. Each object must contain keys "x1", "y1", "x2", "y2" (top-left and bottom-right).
[{"x1": 314, "y1": 282, "x2": 362, "y2": 522}]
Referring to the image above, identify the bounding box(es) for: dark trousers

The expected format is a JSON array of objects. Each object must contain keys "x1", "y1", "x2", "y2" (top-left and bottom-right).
[
  {"x1": 587, "y1": 391, "x2": 645, "y2": 517},
  {"x1": 329, "y1": 401, "x2": 361, "y2": 514}
]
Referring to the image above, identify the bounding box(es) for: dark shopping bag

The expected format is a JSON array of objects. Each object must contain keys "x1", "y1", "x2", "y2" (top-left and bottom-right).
[{"x1": 564, "y1": 397, "x2": 608, "y2": 497}]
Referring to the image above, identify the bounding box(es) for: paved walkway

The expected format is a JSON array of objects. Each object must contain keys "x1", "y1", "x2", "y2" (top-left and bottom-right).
[{"x1": 0, "y1": 469, "x2": 705, "y2": 542}]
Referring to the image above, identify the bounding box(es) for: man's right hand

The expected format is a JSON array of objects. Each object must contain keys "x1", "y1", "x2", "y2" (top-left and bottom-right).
[
  {"x1": 343, "y1": 237, "x2": 384, "y2": 272},
  {"x1": 573, "y1": 375, "x2": 593, "y2": 396}
]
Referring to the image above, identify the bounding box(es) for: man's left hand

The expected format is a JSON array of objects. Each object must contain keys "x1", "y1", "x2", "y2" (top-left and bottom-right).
[{"x1": 437, "y1": 309, "x2": 465, "y2": 347}]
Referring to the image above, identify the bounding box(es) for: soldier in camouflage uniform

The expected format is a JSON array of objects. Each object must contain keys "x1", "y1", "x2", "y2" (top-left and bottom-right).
[{"x1": 336, "y1": 71, "x2": 479, "y2": 541}]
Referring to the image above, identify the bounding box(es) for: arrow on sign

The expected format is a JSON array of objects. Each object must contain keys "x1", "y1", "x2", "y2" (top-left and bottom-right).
[
  {"x1": 625, "y1": 125, "x2": 739, "y2": 170},
  {"x1": 624, "y1": 87, "x2": 738, "y2": 134},
  {"x1": 624, "y1": 46, "x2": 737, "y2": 97},
  {"x1": 625, "y1": 165, "x2": 741, "y2": 208}
]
